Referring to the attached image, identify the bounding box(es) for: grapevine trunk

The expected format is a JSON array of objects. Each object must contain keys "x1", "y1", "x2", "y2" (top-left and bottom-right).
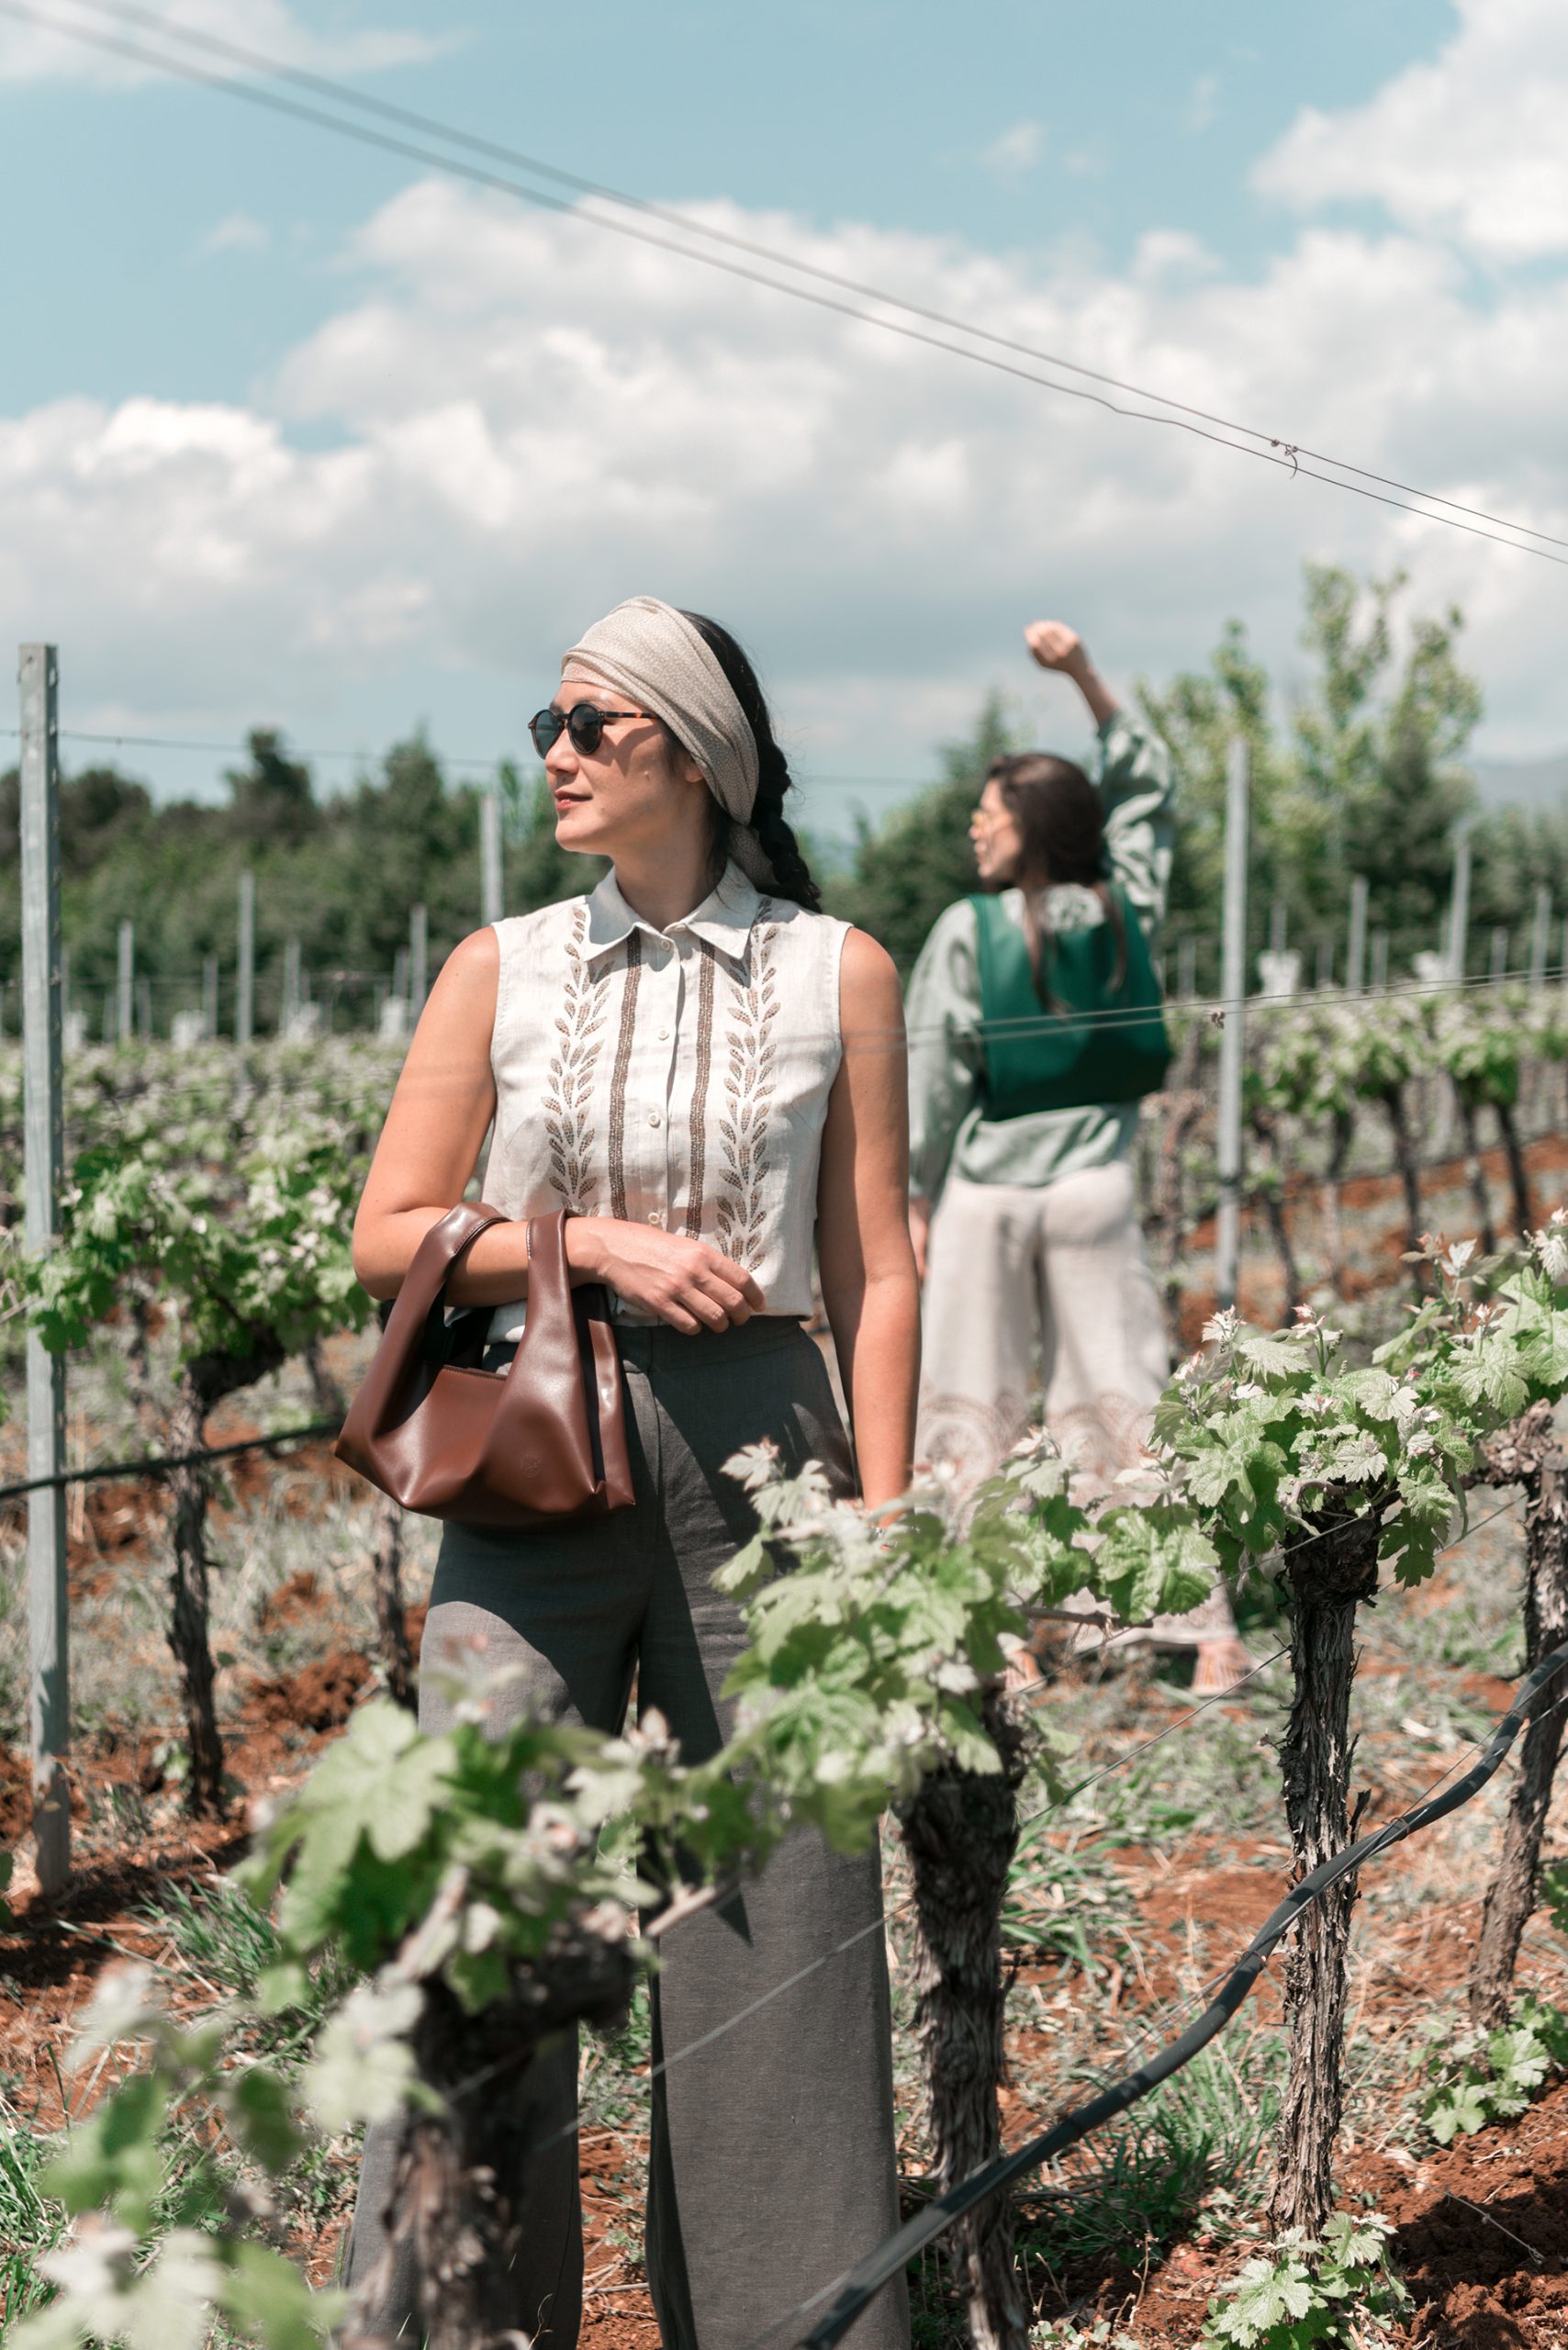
[
  {"x1": 1454, "y1": 1092, "x2": 1497, "y2": 1259},
  {"x1": 1495, "y1": 1099, "x2": 1533, "y2": 1237},
  {"x1": 1382, "y1": 1085, "x2": 1424, "y2": 1277},
  {"x1": 369, "y1": 1487, "x2": 415, "y2": 1710},
  {"x1": 164, "y1": 1380, "x2": 227, "y2": 1817},
  {"x1": 1471, "y1": 1406, "x2": 1568, "y2": 2030},
  {"x1": 897, "y1": 1685, "x2": 1030, "y2": 2350},
  {"x1": 1249, "y1": 1111, "x2": 1300, "y2": 1317},
  {"x1": 1321, "y1": 1108, "x2": 1353, "y2": 1299},
  {"x1": 345, "y1": 1919, "x2": 635, "y2": 2350},
  {"x1": 164, "y1": 1341, "x2": 284, "y2": 1815},
  {"x1": 1268, "y1": 1513, "x2": 1379, "y2": 2240},
  {"x1": 304, "y1": 1334, "x2": 346, "y2": 1419}
]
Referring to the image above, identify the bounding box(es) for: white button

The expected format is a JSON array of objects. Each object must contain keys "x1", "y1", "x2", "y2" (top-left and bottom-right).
[
  {"x1": 647, "y1": 1210, "x2": 663, "y2": 1225},
  {"x1": 658, "y1": 1028, "x2": 670, "y2": 1042},
  {"x1": 648, "y1": 1110, "x2": 662, "y2": 1127}
]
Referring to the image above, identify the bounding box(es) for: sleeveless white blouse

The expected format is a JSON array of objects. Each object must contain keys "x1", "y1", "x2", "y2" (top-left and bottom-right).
[{"x1": 485, "y1": 862, "x2": 849, "y2": 1332}]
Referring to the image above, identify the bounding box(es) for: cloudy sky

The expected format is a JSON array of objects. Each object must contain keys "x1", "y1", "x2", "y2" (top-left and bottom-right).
[{"x1": 2, "y1": 0, "x2": 1565, "y2": 834}]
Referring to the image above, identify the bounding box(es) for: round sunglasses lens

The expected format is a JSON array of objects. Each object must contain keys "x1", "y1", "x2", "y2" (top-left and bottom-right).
[
  {"x1": 566, "y1": 704, "x2": 606, "y2": 754},
  {"x1": 529, "y1": 709, "x2": 564, "y2": 756}
]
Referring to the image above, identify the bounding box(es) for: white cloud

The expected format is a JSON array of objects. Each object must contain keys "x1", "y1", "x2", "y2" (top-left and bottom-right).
[
  {"x1": 0, "y1": 0, "x2": 446, "y2": 87},
  {"x1": 980, "y1": 120, "x2": 1044, "y2": 179},
  {"x1": 199, "y1": 211, "x2": 272, "y2": 255},
  {"x1": 1256, "y1": 0, "x2": 1568, "y2": 262},
  {"x1": 4, "y1": 178, "x2": 1568, "y2": 789}
]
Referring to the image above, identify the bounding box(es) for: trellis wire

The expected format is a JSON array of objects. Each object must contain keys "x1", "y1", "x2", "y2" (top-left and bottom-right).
[
  {"x1": 6, "y1": 959, "x2": 1565, "y2": 1051},
  {"x1": 558, "y1": 1481, "x2": 1519, "y2": 2136},
  {"x1": 0, "y1": 1417, "x2": 342, "y2": 1508},
  {"x1": 552, "y1": 1487, "x2": 1524, "y2": 2190},
  {"x1": 751, "y1": 1636, "x2": 1568, "y2": 2350},
  {"x1": 516, "y1": 1642, "x2": 1294, "y2": 2172},
  {"x1": 9, "y1": 1382, "x2": 1540, "y2": 2254}
]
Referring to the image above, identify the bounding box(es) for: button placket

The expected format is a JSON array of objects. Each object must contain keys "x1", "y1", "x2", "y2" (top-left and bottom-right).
[
  {"x1": 636, "y1": 938, "x2": 680, "y2": 1229},
  {"x1": 658, "y1": 950, "x2": 688, "y2": 1223}
]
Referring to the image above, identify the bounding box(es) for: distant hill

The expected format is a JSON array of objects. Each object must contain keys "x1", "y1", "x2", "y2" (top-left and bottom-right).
[{"x1": 1473, "y1": 753, "x2": 1568, "y2": 813}]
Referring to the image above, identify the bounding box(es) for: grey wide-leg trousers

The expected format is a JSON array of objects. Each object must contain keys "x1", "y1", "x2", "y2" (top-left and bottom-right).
[{"x1": 345, "y1": 1316, "x2": 909, "y2": 2350}]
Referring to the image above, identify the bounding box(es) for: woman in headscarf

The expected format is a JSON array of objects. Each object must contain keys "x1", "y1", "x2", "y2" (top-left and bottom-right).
[
  {"x1": 345, "y1": 599, "x2": 915, "y2": 2350},
  {"x1": 907, "y1": 617, "x2": 1247, "y2": 1690}
]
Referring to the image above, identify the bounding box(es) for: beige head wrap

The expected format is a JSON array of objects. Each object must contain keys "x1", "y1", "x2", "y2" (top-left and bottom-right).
[{"x1": 564, "y1": 596, "x2": 774, "y2": 887}]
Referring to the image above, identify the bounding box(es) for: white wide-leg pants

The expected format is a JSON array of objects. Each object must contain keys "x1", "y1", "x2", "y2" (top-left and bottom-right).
[{"x1": 918, "y1": 1163, "x2": 1238, "y2": 1650}]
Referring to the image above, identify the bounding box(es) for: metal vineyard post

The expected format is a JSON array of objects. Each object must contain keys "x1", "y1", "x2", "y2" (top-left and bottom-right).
[
  {"x1": 18, "y1": 643, "x2": 69, "y2": 1894},
  {"x1": 1215, "y1": 734, "x2": 1249, "y2": 1310}
]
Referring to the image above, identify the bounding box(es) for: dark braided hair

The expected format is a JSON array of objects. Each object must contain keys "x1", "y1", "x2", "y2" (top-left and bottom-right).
[
  {"x1": 988, "y1": 749, "x2": 1125, "y2": 1007},
  {"x1": 669, "y1": 610, "x2": 822, "y2": 912}
]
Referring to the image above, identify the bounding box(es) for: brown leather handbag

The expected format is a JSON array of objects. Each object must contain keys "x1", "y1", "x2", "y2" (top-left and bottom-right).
[{"x1": 334, "y1": 1203, "x2": 634, "y2": 1528}]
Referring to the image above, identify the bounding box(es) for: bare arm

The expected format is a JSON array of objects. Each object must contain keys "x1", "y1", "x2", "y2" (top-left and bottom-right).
[
  {"x1": 817, "y1": 929, "x2": 921, "y2": 1512},
  {"x1": 352, "y1": 928, "x2": 520, "y2": 1301},
  {"x1": 1025, "y1": 618, "x2": 1120, "y2": 729},
  {"x1": 353, "y1": 927, "x2": 765, "y2": 1329}
]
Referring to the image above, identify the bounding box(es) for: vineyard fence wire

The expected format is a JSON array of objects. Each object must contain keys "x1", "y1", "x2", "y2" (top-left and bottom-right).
[
  {"x1": 749, "y1": 1634, "x2": 1568, "y2": 2350},
  {"x1": 4, "y1": 1392, "x2": 1553, "y2": 2330}
]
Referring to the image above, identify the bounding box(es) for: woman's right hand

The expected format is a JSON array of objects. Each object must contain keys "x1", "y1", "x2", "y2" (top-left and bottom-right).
[
  {"x1": 1023, "y1": 618, "x2": 1087, "y2": 675},
  {"x1": 1023, "y1": 618, "x2": 1120, "y2": 728},
  {"x1": 566, "y1": 1217, "x2": 767, "y2": 1334}
]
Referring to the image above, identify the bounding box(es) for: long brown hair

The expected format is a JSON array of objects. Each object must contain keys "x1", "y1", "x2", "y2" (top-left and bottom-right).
[{"x1": 988, "y1": 751, "x2": 1126, "y2": 1007}]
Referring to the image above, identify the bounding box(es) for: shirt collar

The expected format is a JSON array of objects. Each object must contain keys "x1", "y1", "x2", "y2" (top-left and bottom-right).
[{"x1": 583, "y1": 860, "x2": 765, "y2": 964}]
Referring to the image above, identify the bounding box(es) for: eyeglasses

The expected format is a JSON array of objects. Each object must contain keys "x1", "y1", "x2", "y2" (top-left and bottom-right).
[{"x1": 528, "y1": 702, "x2": 653, "y2": 758}]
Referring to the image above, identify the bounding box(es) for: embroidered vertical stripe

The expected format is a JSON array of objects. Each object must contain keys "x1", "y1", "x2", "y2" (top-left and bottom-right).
[
  {"x1": 484, "y1": 863, "x2": 846, "y2": 1331},
  {"x1": 543, "y1": 904, "x2": 608, "y2": 1213},
  {"x1": 607, "y1": 930, "x2": 643, "y2": 1222}
]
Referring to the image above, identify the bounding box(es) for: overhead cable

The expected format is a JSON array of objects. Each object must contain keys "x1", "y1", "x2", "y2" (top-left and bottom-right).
[
  {"x1": 47, "y1": 725, "x2": 508, "y2": 776},
  {"x1": 46, "y1": 0, "x2": 1568, "y2": 560},
  {"x1": 6, "y1": 0, "x2": 1567, "y2": 568},
  {"x1": 0, "y1": 722, "x2": 940, "y2": 795}
]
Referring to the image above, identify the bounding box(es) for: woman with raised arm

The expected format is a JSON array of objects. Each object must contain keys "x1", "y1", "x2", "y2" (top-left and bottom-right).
[
  {"x1": 346, "y1": 598, "x2": 916, "y2": 2350},
  {"x1": 906, "y1": 619, "x2": 1248, "y2": 1691}
]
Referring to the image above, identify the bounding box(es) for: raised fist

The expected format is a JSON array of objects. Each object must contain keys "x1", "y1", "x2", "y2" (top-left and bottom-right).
[{"x1": 1023, "y1": 620, "x2": 1086, "y2": 673}]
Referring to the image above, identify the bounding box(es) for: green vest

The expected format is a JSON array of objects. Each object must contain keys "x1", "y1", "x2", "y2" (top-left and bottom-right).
[{"x1": 967, "y1": 887, "x2": 1172, "y2": 1121}]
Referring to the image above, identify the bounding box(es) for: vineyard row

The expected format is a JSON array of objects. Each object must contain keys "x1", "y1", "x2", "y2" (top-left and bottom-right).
[{"x1": 4, "y1": 1080, "x2": 1568, "y2": 2344}]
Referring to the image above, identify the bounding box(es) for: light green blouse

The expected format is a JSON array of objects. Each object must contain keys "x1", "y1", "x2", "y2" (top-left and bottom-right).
[{"x1": 905, "y1": 711, "x2": 1176, "y2": 1203}]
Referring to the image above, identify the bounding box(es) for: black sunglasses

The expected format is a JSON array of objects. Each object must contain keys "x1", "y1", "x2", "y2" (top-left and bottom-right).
[{"x1": 528, "y1": 701, "x2": 652, "y2": 758}]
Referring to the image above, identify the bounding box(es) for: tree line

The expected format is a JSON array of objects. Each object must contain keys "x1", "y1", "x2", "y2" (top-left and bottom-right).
[
  {"x1": 4, "y1": 564, "x2": 1564, "y2": 1004},
  {"x1": 834, "y1": 564, "x2": 1568, "y2": 979}
]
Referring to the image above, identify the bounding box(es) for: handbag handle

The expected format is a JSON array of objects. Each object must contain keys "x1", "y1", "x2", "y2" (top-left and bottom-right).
[
  {"x1": 398, "y1": 1199, "x2": 511, "y2": 1338},
  {"x1": 335, "y1": 1195, "x2": 629, "y2": 1527},
  {"x1": 350, "y1": 1201, "x2": 540, "y2": 1437},
  {"x1": 398, "y1": 1200, "x2": 582, "y2": 1344},
  {"x1": 412, "y1": 1202, "x2": 587, "y2": 1382}
]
